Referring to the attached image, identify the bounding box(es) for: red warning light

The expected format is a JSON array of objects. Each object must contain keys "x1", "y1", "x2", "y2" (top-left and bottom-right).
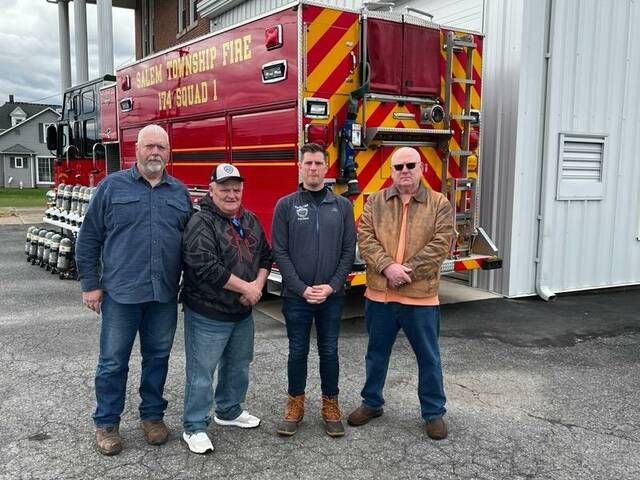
[
  {"x1": 305, "y1": 124, "x2": 329, "y2": 146},
  {"x1": 265, "y1": 25, "x2": 283, "y2": 50},
  {"x1": 121, "y1": 75, "x2": 131, "y2": 91}
]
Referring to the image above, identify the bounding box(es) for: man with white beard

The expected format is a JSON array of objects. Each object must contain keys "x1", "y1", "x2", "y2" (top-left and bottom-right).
[{"x1": 76, "y1": 124, "x2": 192, "y2": 455}]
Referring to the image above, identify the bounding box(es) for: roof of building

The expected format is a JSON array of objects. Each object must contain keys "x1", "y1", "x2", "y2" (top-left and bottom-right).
[
  {"x1": 0, "y1": 108, "x2": 60, "y2": 139},
  {"x1": 0, "y1": 101, "x2": 60, "y2": 131},
  {"x1": 1, "y1": 144, "x2": 35, "y2": 154}
]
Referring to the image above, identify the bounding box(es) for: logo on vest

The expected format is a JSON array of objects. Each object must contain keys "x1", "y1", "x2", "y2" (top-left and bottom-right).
[{"x1": 294, "y1": 204, "x2": 309, "y2": 220}]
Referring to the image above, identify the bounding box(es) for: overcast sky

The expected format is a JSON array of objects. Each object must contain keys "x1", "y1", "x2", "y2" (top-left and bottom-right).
[{"x1": 0, "y1": 0, "x2": 135, "y2": 107}]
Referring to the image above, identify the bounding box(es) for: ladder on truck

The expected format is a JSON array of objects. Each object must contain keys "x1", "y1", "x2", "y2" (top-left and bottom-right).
[{"x1": 442, "y1": 31, "x2": 479, "y2": 259}]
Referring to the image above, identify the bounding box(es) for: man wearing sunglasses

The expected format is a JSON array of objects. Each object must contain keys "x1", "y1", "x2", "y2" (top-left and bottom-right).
[
  {"x1": 180, "y1": 163, "x2": 272, "y2": 454},
  {"x1": 272, "y1": 143, "x2": 356, "y2": 437},
  {"x1": 347, "y1": 147, "x2": 455, "y2": 440}
]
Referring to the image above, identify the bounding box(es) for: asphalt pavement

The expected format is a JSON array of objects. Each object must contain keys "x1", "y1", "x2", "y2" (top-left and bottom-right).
[{"x1": 1, "y1": 224, "x2": 639, "y2": 480}]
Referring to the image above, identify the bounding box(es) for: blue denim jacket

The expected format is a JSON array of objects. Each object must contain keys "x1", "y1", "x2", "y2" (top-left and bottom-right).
[{"x1": 76, "y1": 166, "x2": 192, "y2": 304}]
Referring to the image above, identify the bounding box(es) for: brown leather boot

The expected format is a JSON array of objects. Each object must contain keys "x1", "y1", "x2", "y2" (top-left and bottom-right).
[
  {"x1": 276, "y1": 394, "x2": 305, "y2": 436},
  {"x1": 95, "y1": 425, "x2": 122, "y2": 456},
  {"x1": 347, "y1": 405, "x2": 384, "y2": 426},
  {"x1": 141, "y1": 419, "x2": 169, "y2": 445},
  {"x1": 425, "y1": 417, "x2": 448, "y2": 440},
  {"x1": 321, "y1": 395, "x2": 345, "y2": 437}
]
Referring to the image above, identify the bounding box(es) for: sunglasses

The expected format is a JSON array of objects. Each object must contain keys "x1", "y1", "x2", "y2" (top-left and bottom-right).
[
  {"x1": 231, "y1": 217, "x2": 245, "y2": 239},
  {"x1": 392, "y1": 162, "x2": 418, "y2": 172}
]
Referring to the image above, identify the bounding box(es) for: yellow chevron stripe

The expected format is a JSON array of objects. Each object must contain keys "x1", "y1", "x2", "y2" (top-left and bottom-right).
[
  {"x1": 461, "y1": 259, "x2": 481, "y2": 270},
  {"x1": 306, "y1": 9, "x2": 343, "y2": 52},
  {"x1": 353, "y1": 148, "x2": 379, "y2": 180},
  {"x1": 452, "y1": 54, "x2": 480, "y2": 110},
  {"x1": 363, "y1": 100, "x2": 381, "y2": 122},
  {"x1": 439, "y1": 30, "x2": 483, "y2": 112},
  {"x1": 473, "y1": 50, "x2": 482, "y2": 110},
  {"x1": 354, "y1": 155, "x2": 395, "y2": 220},
  {"x1": 350, "y1": 272, "x2": 366, "y2": 286},
  {"x1": 306, "y1": 22, "x2": 359, "y2": 92},
  {"x1": 304, "y1": 86, "x2": 350, "y2": 172},
  {"x1": 422, "y1": 147, "x2": 442, "y2": 180}
]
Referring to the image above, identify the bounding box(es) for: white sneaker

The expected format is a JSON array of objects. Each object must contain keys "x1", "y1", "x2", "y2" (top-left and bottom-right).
[
  {"x1": 182, "y1": 431, "x2": 214, "y2": 454},
  {"x1": 214, "y1": 410, "x2": 261, "y2": 428}
]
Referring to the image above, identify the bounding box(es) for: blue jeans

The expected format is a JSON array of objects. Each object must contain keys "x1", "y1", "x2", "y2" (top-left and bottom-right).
[
  {"x1": 282, "y1": 295, "x2": 344, "y2": 396},
  {"x1": 183, "y1": 306, "x2": 255, "y2": 433},
  {"x1": 93, "y1": 293, "x2": 177, "y2": 427},
  {"x1": 361, "y1": 299, "x2": 446, "y2": 421}
]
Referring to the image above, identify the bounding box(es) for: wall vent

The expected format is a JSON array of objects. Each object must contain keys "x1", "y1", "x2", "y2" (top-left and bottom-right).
[{"x1": 556, "y1": 133, "x2": 607, "y2": 200}]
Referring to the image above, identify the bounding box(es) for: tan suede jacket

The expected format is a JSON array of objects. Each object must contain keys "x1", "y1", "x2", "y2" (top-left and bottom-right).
[{"x1": 358, "y1": 183, "x2": 455, "y2": 298}]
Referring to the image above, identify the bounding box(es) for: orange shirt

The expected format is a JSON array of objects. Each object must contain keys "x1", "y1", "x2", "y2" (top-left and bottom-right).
[{"x1": 365, "y1": 197, "x2": 439, "y2": 306}]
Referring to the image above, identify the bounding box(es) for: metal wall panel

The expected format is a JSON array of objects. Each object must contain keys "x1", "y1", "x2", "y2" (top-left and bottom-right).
[
  {"x1": 413, "y1": 0, "x2": 640, "y2": 296},
  {"x1": 395, "y1": 0, "x2": 484, "y2": 32},
  {"x1": 537, "y1": 0, "x2": 640, "y2": 294},
  {"x1": 474, "y1": 0, "x2": 550, "y2": 296},
  {"x1": 207, "y1": 0, "x2": 364, "y2": 31}
]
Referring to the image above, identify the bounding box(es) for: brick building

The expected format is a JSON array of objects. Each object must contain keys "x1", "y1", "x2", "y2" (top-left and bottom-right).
[{"x1": 135, "y1": 0, "x2": 211, "y2": 59}]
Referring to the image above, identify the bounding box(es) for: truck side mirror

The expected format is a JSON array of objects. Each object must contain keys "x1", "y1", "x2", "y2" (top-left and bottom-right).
[{"x1": 46, "y1": 124, "x2": 58, "y2": 151}]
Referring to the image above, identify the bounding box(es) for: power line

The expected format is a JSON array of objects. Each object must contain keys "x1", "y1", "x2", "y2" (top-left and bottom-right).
[{"x1": 20, "y1": 92, "x2": 62, "y2": 105}]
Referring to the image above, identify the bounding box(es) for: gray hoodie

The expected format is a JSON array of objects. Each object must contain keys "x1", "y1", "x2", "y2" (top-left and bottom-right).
[{"x1": 271, "y1": 186, "x2": 356, "y2": 298}]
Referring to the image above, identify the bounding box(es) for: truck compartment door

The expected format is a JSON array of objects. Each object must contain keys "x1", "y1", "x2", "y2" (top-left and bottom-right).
[
  {"x1": 366, "y1": 19, "x2": 403, "y2": 95},
  {"x1": 171, "y1": 117, "x2": 228, "y2": 188},
  {"x1": 402, "y1": 23, "x2": 441, "y2": 96}
]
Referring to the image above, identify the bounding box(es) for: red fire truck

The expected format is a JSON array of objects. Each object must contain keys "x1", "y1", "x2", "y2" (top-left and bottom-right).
[{"x1": 42, "y1": 0, "x2": 501, "y2": 287}]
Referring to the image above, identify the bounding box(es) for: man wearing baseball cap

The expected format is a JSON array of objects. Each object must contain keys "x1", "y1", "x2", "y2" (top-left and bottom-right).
[{"x1": 180, "y1": 163, "x2": 272, "y2": 454}]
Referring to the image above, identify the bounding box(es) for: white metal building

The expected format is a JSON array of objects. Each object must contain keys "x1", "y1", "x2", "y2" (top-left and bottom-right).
[
  {"x1": 397, "y1": 0, "x2": 640, "y2": 298},
  {"x1": 199, "y1": 0, "x2": 640, "y2": 298}
]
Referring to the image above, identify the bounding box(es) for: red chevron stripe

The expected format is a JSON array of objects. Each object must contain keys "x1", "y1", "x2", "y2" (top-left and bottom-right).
[
  {"x1": 450, "y1": 119, "x2": 461, "y2": 143},
  {"x1": 454, "y1": 49, "x2": 475, "y2": 101},
  {"x1": 454, "y1": 47, "x2": 483, "y2": 101},
  {"x1": 355, "y1": 148, "x2": 385, "y2": 191},
  {"x1": 302, "y1": 4, "x2": 325, "y2": 24},
  {"x1": 335, "y1": 99, "x2": 349, "y2": 122},
  {"x1": 448, "y1": 154, "x2": 462, "y2": 178},
  {"x1": 366, "y1": 101, "x2": 396, "y2": 128},
  {"x1": 404, "y1": 102, "x2": 421, "y2": 120},
  {"x1": 417, "y1": 148, "x2": 442, "y2": 192},
  {"x1": 353, "y1": 120, "x2": 406, "y2": 190},
  {"x1": 313, "y1": 47, "x2": 358, "y2": 94},
  {"x1": 306, "y1": 12, "x2": 358, "y2": 74},
  {"x1": 452, "y1": 81, "x2": 466, "y2": 113},
  {"x1": 473, "y1": 65, "x2": 482, "y2": 97}
]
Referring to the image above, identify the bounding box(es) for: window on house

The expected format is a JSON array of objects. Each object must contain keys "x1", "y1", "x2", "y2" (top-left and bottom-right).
[
  {"x1": 178, "y1": 0, "x2": 197, "y2": 32},
  {"x1": 36, "y1": 156, "x2": 54, "y2": 184},
  {"x1": 11, "y1": 117, "x2": 25, "y2": 127},
  {"x1": 191, "y1": 0, "x2": 197, "y2": 25},
  {"x1": 142, "y1": 0, "x2": 154, "y2": 56},
  {"x1": 40, "y1": 123, "x2": 55, "y2": 143},
  {"x1": 10, "y1": 156, "x2": 25, "y2": 169}
]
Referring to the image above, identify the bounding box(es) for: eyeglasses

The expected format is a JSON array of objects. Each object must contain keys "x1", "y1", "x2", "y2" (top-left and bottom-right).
[
  {"x1": 231, "y1": 217, "x2": 245, "y2": 238},
  {"x1": 392, "y1": 162, "x2": 418, "y2": 171}
]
